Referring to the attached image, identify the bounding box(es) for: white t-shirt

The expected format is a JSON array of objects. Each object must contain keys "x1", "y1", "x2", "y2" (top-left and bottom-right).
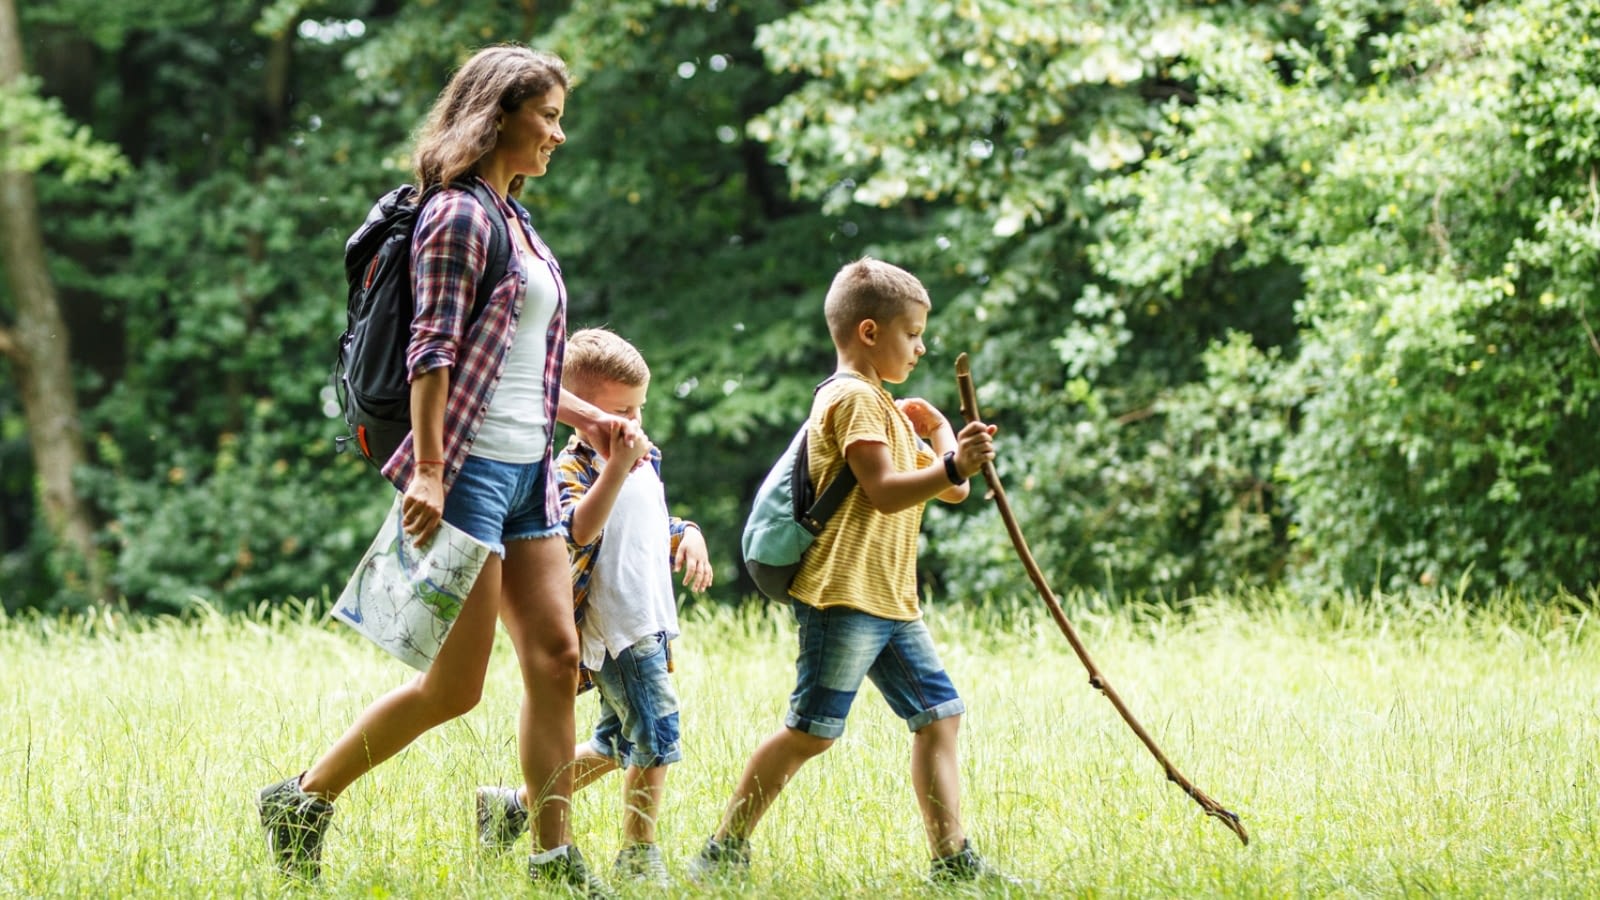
[
  {"x1": 578, "y1": 456, "x2": 680, "y2": 671},
  {"x1": 473, "y1": 247, "x2": 560, "y2": 462}
]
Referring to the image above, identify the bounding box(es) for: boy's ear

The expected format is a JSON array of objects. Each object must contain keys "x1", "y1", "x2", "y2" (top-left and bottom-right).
[{"x1": 857, "y1": 317, "x2": 878, "y2": 346}]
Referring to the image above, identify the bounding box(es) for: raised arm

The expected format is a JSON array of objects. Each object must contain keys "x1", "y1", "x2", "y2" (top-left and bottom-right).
[
  {"x1": 846, "y1": 417, "x2": 993, "y2": 514},
  {"x1": 565, "y1": 420, "x2": 650, "y2": 547}
]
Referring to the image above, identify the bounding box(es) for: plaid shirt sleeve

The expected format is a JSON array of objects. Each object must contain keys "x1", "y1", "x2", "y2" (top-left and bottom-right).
[
  {"x1": 407, "y1": 190, "x2": 493, "y2": 378},
  {"x1": 556, "y1": 438, "x2": 601, "y2": 610},
  {"x1": 561, "y1": 442, "x2": 684, "y2": 610},
  {"x1": 665, "y1": 452, "x2": 695, "y2": 558}
]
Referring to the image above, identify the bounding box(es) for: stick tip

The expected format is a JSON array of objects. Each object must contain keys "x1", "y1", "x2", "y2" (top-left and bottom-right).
[{"x1": 955, "y1": 352, "x2": 969, "y2": 375}]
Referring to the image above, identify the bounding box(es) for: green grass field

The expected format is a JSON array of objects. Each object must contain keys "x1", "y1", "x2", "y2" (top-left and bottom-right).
[{"x1": 2, "y1": 590, "x2": 1596, "y2": 898}]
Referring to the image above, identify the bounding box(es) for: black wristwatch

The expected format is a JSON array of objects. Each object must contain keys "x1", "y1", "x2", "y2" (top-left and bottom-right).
[{"x1": 942, "y1": 451, "x2": 967, "y2": 486}]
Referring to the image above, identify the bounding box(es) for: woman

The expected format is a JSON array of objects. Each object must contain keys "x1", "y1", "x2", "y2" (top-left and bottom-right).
[{"x1": 257, "y1": 45, "x2": 626, "y2": 895}]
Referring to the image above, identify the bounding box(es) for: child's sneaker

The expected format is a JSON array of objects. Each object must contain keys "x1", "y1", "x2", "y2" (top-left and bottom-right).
[
  {"x1": 686, "y1": 834, "x2": 751, "y2": 883},
  {"x1": 613, "y1": 842, "x2": 670, "y2": 886},
  {"x1": 929, "y1": 839, "x2": 1020, "y2": 886},
  {"x1": 474, "y1": 785, "x2": 529, "y2": 851},
  {"x1": 528, "y1": 844, "x2": 614, "y2": 898},
  {"x1": 256, "y1": 774, "x2": 335, "y2": 879}
]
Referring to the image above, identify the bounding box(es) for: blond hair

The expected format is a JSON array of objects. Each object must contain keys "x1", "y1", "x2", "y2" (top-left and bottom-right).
[
  {"x1": 563, "y1": 327, "x2": 650, "y2": 392},
  {"x1": 413, "y1": 45, "x2": 570, "y2": 197},
  {"x1": 822, "y1": 257, "x2": 931, "y2": 346}
]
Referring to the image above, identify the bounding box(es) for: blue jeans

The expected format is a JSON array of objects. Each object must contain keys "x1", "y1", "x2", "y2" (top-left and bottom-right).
[
  {"x1": 440, "y1": 455, "x2": 561, "y2": 557},
  {"x1": 590, "y1": 632, "x2": 682, "y2": 769},
  {"x1": 784, "y1": 600, "x2": 965, "y2": 740}
]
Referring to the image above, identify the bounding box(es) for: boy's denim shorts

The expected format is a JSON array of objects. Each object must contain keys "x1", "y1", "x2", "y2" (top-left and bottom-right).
[
  {"x1": 590, "y1": 632, "x2": 682, "y2": 769},
  {"x1": 440, "y1": 455, "x2": 562, "y2": 558},
  {"x1": 784, "y1": 599, "x2": 964, "y2": 740}
]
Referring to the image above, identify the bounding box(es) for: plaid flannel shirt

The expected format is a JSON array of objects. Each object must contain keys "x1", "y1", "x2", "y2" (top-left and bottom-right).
[
  {"x1": 381, "y1": 177, "x2": 566, "y2": 528},
  {"x1": 556, "y1": 436, "x2": 694, "y2": 611}
]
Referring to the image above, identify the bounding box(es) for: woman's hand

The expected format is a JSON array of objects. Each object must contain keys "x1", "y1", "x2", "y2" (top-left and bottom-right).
[
  {"x1": 674, "y1": 526, "x2": 714, "y2": 592},
  {"x1": 402, "y1": 464, "x2": 447, "y2": 544},
  {"x1": 607, "y1": 419, "x2": 651, "y2": 470},
  {"x1": 578, "y1": 412, "x2": 641, "y2": 463}
]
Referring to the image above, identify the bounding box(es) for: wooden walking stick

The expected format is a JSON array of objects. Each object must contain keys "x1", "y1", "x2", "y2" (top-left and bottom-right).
[{"x1": 954, "y1": 353, "x2": 1249, "y2": 846}]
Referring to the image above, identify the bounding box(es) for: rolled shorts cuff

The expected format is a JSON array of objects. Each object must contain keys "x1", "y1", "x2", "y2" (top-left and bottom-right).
[
  {"x1": 590, "y1": 732, "x2": 682, "y2": 768},
  {"x1": 905, "y1": 698, "x2": 965, "y2": 733},
  {"x1": 626, "y1": 746, "x2": 683, "y2": 769},
  {"x1": 505, "y1": 523, "x2": 564, "y2": 543},
  {"x1": 784, "y1": 711, "x2": 846, "y2": 740}
]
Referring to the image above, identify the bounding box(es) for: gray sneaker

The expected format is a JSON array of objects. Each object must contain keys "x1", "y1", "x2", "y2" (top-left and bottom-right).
[
  {"x1": 686, "y1": 834, "x2": 750, "y2": 883},
  {"x1": 929, "y1": 839, "x2": 1020, "y2": 886},
  {"x1": 474, "y1": 785, "x2": 528, "y2": 851},
  {"x1": 257, "y1": 774, "x2": 335, "y2": 880},
  {"x1": 528, "y1": 844, "x2": 614, "y2": 898},
  {"x1": 613, "y1": 842, "x2": 670, "y2": 886}
]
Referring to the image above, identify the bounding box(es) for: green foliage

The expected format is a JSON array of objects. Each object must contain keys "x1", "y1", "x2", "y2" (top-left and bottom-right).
[
  {"x1": 531, "y1": 0, "x2": 896, "y2": 579},
  {"x1": 7, "y1": 0, "x2": 879, "y2": 610},
  {"x1": 755, "y1": 0, "x2": 1600, "y2": 597},
  {"x1": 13, "y1": 0, "x2": 426, "y2": 610},
  {"x1": 83, "y1": 403, "x2": 381, "y2": 614},
  {"x1": 1090, "y1": 0, "x2": 1600, "y2": 593},
  {"x1": 7, "y1": 0, "x2": 1597, "y2": 610},
  {"x1": 0, "y1": 77, "x2": 128, "y2": 181}
]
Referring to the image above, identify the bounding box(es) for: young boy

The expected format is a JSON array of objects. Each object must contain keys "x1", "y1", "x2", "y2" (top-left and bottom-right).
[
  {"x1": 690, "y1": 257, "x2": 1008, "y2": 883},
  {"x1": 476, "y1": 328, "x2": 712, "y2": 886}
]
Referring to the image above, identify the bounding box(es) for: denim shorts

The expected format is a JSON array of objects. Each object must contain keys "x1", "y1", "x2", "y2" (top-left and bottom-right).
[
  {"x1": 784, "y1": 600, "x2": 965, "y2": 740},
  {"x1": 589, "y1": 632, "x2": 682, "y2": 769},
  {"x1": 440, "y1": 455, "x2": 561, "y2": 558}
]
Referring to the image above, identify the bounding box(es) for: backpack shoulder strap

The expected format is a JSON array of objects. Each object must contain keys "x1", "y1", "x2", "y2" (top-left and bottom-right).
[{"x1": 798, "y1": 374, "x2": 859, "y2": 531}]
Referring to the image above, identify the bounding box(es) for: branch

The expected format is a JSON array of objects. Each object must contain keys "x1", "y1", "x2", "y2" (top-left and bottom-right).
[
  {"x1": 1114, "y1": 405, "x2": 1157, "y2": 427},
  {"x1": 955, "y1": 353, "x2": 1250, "y2": 848},
  {"x1": 0, "y1": 324, "x2": 16, "y2": 362},
  {"x1": 1428, "y1": 182, "x2": 1452, "y2": 263},
  {"x1": 1580, "y1": 301, "x2": 1600, "y2": 361}
]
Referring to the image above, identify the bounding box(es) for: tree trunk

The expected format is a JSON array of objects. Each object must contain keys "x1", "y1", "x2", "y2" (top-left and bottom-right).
[{"x1": 0, "y1": 0, "x2": 110, "y2": 607}]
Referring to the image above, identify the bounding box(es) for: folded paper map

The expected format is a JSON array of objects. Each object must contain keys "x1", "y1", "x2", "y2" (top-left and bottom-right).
[{"x1": 332, "y1": 493, "x2": 491, "y2": 671}]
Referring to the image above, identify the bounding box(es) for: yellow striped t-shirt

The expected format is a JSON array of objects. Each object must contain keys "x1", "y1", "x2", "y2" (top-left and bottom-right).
[{"x1": 788, "y1": 376, "x2": 936, "y2": 620}]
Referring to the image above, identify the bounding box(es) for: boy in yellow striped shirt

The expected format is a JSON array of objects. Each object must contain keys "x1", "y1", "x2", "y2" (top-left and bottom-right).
[{"x1": 692, "y1": 257, "x2": 1012, "y2": 884}]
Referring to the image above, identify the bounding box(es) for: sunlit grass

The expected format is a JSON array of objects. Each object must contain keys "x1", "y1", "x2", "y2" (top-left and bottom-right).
[{"x1": 1, "y1": 588, "x2": 1596, "y2": 897}]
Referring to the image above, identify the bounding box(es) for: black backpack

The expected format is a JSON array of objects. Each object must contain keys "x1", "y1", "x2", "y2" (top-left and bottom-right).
[{"x1": 333, "y1": 179, "x2": 511, "y2": 467}]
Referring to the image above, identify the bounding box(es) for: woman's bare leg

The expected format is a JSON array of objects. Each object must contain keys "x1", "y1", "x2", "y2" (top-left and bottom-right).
[
  {"x1": 498, "y1": 535, "x2": 581, "y2": 852},
  {"x1": 300, "y1": 554, "x2": 504, "y2": 799}
]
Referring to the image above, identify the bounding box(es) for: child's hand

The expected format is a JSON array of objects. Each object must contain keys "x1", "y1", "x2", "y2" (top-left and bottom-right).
[
  {"x1": 896, "y1": 398, "x2": 951, "y2": 439},
  {"x1": 674, "y1": 526, "x2": 714, "y2": 592},
  {"x1": 580, "y1": 412, "x2": 634, "y2": 459},
  {"x1": 608, "y1": 419, "x2": 651, "y2": 470},
  {"x1": 952, "y1": 420, "x2": 997, "y2": 480}
]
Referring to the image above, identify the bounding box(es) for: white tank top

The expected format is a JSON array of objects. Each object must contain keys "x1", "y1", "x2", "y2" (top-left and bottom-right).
[{"x1": 472, "y1": 245, "x2": 559, "y2": 462}]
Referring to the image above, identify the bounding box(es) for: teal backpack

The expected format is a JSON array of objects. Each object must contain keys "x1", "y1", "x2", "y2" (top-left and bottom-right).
[{"x1": 741, "y1": 377, "x2": 858, "y2": 600}]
